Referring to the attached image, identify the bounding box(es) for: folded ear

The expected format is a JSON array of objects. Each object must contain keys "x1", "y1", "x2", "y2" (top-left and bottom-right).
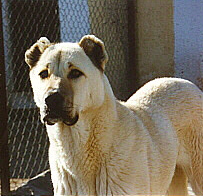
[
  {"x1": 79, "y1": 35, "x2": 108, "y2": 71},
  {"x1": 25, "y1": 37, "x2": 51, "y2": 68}
]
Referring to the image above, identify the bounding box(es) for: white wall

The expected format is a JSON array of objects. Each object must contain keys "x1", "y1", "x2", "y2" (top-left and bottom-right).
[
  {"x1": 174, "y1": 0, "x2": 203, "y2": 88},
  {"x1": 135, "y1": 0, "x2": 174, "y2": 88}
]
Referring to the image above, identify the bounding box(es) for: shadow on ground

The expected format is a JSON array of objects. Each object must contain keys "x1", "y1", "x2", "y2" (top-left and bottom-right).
[{"x1": 12, "y1": 170, "x2": 53, "y2": 196}]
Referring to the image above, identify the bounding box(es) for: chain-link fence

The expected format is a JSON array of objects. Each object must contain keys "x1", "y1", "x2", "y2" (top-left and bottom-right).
[{"x1": 0, "y1": 0, "x2": 136, "y2": 194}]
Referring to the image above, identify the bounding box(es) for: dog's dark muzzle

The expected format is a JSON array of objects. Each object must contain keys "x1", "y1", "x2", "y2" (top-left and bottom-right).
[
  {"x1": 43, "y1": 92, "x2": 78, "y2": 126},
  {"x1": 45, "y1": 92, "x2": 64, "y2": 112}
]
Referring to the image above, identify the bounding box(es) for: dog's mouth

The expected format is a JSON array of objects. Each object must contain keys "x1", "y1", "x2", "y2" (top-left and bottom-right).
[{"x1": 43, "y1": 109, "x2": 79, "y2": 126}]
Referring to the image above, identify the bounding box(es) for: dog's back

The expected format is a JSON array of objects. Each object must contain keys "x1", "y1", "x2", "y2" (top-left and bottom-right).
[{"x1": 125, "y1": 77, "x2": 203, "y2": 194}]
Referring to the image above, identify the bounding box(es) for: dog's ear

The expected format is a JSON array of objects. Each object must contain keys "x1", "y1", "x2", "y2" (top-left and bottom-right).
[
  {"x1": 79, "y1": 35, "x2": 108, "y2": 71},
  {"x1": 25, "y1": 37, "x2": 51, "y2": 69}
]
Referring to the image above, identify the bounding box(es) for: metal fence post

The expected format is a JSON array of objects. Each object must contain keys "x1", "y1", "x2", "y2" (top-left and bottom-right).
[
  {"x1": 0, "y1": 1, "x2": 10, "y2": 195},
  {"x1": 127, "y1": 0, "x2": 139, "y2": 94}
]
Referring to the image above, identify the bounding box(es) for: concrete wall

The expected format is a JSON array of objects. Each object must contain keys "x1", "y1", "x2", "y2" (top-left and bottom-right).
[
  {"x1": 135, "y1": 0, "x2": 203, "y2": 90},
  {"x1": 135, "y1": 0, "x2": 174, "y2": 88}
]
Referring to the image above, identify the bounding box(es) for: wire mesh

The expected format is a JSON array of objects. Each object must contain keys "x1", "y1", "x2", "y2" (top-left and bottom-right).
[
  {"x1": 2, "y1": 0, "x2": 60, "y2": 182},
  {"x1": 1, "y1": 0, "x2": 131, "y2": 192}
]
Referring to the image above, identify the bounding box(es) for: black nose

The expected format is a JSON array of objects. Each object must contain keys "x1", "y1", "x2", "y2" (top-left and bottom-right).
[{"x1": 45, "y1": 92, "x2": 64, "y2": 110}]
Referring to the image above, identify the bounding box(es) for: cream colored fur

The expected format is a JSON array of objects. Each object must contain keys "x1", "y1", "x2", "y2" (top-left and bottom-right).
[{"x1": 25, "y1": 35, "x2": 203, "y2": 195}]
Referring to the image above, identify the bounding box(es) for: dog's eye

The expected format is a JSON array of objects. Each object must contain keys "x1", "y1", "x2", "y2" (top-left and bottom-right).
[
  {"x1": 39, "y1": 70, "x2": 49, "y2": 79},
  {"x1": 68, "y1": 69, "x2": 83, "y2": 79}
]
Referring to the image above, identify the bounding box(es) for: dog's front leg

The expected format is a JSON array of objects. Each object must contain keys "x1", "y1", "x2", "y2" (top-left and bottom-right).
[
  {"x1": 49, "y1": 146, "x2": 77, "y2": 195},
  {"x1": 53, "y1": 173, "x2": 77, "y2": 196}
]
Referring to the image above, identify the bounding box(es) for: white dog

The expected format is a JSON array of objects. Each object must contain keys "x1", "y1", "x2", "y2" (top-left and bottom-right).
[{"x1": 25, "y1": 35, "x2": 203, "y2": 195}]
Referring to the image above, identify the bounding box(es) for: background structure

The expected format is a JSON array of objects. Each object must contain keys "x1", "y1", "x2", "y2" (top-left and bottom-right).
[{"x1": 0, "y1": 0, "x2": 202, "y2": 194}]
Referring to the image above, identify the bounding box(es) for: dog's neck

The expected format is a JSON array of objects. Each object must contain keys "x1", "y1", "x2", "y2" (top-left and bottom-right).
[{"x1": 46, "y1": 76, "x2": 118, "y2": 183}]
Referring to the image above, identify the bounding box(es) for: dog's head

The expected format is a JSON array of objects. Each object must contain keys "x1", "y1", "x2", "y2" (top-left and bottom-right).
[{"x1": 25, "y1": 35, "x2": 108, "y2": 126}]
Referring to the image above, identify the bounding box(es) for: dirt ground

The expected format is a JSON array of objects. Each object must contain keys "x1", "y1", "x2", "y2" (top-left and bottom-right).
[
  {"x1": 10, "y1": 178, "x2": 29, "y2": 191},
  {"x1": 0, "y1": 179, "x2": 29, "y2": 195},
  {"x1": 0, "y1": 178, "x2": 196, "y2": 195}
]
